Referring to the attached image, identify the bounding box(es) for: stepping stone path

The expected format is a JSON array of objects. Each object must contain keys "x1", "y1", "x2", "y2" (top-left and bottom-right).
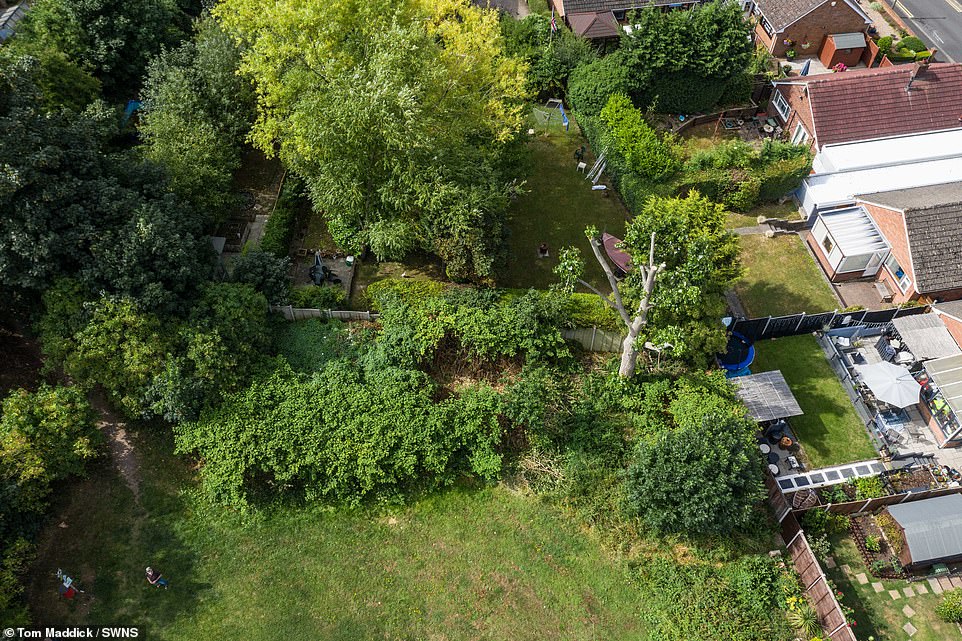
[
  {"x1": 951, "y1": 576, "x2": 962, "y2": 589},
  {"x1": 856, "y1": 572, "x2": 868, "y2": 585},
  {"x1": 903, "y1": 604, "x2": 916, "y2": 618},
  {"x1": 841, "y1": 564, "x2": 852, "y2": 575},
  {"x1": 903, "y1": 586, "x2": 916, "y2": 598},
  {"x1": 930, "y1": 578, "x2": 945, "y2": 594},
  {"x1": 872, "y1": 582, "x2": 885, "y2": 593},
  {"x1": 889, "y1": 589, "x2": 902, "y2": 600},
  {"x1": 824, "y1": 556, "x2": 837, "y2": 569},
  {"x1": 939, "y1": 577, "x2": 953, "y2": 592},
  {"x1": 903, "y1": 622, "x2": 918, "y2": 637},
  {"x1": 915, "y1": 583, "x2": 928, "y2": 595}
]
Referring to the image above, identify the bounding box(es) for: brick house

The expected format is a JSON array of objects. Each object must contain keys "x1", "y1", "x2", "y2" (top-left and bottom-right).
[
  {"x1": 769, "y1": 62, "x2": 962, "y2": 151},
  {"x1": 749, "y1": 0, "x2": 870, "y2": 58},
  {"x1": 807, "y1": 182, "x2": 962, "y2": 304},
  {"x1": 548, "y1": 0, "x2": 704, "y2": 39}
]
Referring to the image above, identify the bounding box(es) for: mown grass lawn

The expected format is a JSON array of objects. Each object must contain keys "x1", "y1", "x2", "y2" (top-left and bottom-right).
[
  {"x1": 826, "y1": 535, "x2": 961, "y2": 641},
  {"x1": 27, "y1": 429, "x2": 646, "y2": 641},
  {"x1": 502, "y1": 112, "x2": 628, "y2": 291},
  {"x1": 736, "y1": 234, "x2": 839, "y2": 317},
  {"x1": 752, "y1": 335, "x2": 877, "y2": 468}
]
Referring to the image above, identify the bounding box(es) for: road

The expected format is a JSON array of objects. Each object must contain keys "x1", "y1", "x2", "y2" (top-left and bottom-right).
[{"x1": 892, "y1": 0, "x2": 962, "y2": 62}]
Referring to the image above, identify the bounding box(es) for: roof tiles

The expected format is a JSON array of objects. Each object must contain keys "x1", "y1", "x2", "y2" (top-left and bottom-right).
[{"x1": 791, "y1": 63, "x2": 962, "y2": 148}]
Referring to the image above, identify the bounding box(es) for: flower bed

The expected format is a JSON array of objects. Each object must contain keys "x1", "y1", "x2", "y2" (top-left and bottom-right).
[{"x1": 851, "y1": 513, "x2": 904, "y2": 579}]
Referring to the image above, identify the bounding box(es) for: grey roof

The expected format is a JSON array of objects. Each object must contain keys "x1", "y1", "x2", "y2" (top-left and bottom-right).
[
  {"x1": 832, "y1": 32, "x2": 867, "y2": 49},
  {"x1": 935, "y1": 300, "x2": 962, "y2": 320},
  {"x1": 892, "y1": 314, "x2": 962, "y2": 361},
  {"x1": 888, "y1": 494, "x2": 962, "y2": 564},
  {"x1": 733, "y1": 370, "x2": 804, "y2": 422},
  {"x1": 861, "y1": 183, "x2": 962, "y2": 294},
  {"x1": 754, "y1": 0, "x2": 831, "y2": 31}
]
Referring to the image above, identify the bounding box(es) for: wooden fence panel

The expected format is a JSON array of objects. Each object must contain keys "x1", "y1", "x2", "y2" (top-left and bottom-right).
[
  {"x1": 561, "y1": 327, "x2": 623, "y2": 352},
  {"x1": 793, "y1": 485, "x2": 962, "y2": 516},
  {"x1": 269, "y1": 306, "x2": 378, "y2": 322}
]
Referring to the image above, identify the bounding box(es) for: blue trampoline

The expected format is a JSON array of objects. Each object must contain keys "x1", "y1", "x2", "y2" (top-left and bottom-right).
[{"x1": 717, "y1": 332, "x2": 754, "y2": 377}]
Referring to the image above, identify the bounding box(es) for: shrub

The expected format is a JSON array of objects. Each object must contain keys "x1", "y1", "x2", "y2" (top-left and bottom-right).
[
  {"x1": 687, "y1": 140, "x2": 756, "y2": 171},
  {"x1": 366, "y1": 278, "x2": 448, "y2": 311},
  {"x1": 274, "y1": 319, "x2": 356, "y2": 374},
  {"x1": 725, "y1": 175, "x2": 761, "y2": 212},
  {"x1": 865, "y1": 534, "x2": 882, "y2": 553},
  {"x1": 854, "y1": 475, "x2": 886, "y2": 499},
  {"x1": 938, "y1": 589, "x2": 962, "y2": 623},
  {"x1": 599, "y1": 94, "x2": 680, "y2": 182},
  {"x1": 756, "y1": 154, "x2": 812, "y2": 202},
  {"x1": 899, "y1": 35, "x2": 927, "y2": 52},
  {"x1": 786, "y1": 601, "x2": 820, "y2": 637},
  {"x1": 809, "y1": 534, "x2": 832, "y2": 560},
  {"x1": 289, "y1": 284, "x2": 347, "y2": 310},
  {"x1": 876, "y1": 512, "x2": 904, "y2": 554},
  {"x1": 259, "y1": 177, "x2": 302, "y2": 258},
  {"x1": 566, "y1": 293, "x2": 621, "y2": 331},
  {"x1": 568, "y1": 51, "x2": 636, "y2": 117},
  {"x1": 230, "y1": 250, "x2": 291, "y2": 305},
  {"x1": 876, "y1": 36, "x2": 893, "y2": 56}
]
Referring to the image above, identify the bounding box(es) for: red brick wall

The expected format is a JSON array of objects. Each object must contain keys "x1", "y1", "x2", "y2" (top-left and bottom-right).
[
  {"x1": 862, "y1": 201, "x2": 919, "y2": 303},
  {"x1": 768, "y1": 83, "x2": 818, "y2": 151},
  {"x1": 771, "y1": 2, "x2": 869, "y2": 58},
  {"x1": 937, "y1": 313, "x2": 962, "y2": 350},
  {"x1": 806, "y1": 232, "x2": 864, "y2": 282}
]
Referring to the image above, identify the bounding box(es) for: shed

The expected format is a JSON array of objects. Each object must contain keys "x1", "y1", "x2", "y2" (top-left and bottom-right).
[
  {"x1": 887, "y1": 494, "x2": 962, "y2": 569},
  {"x1": 892, "y1": 314, "x2": 962, "y2": 361},
  {"x1": 819, "y1": 32, "x2": 867, "y2": 69},
  {"x1": 733, "y1": 370, "x2": 804, "y2": 422}
]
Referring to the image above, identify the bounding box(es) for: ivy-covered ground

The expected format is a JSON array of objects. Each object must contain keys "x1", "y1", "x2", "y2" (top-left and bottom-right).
[{"x1": 27, "y1": 427, "x2": 646, "y2": 641}]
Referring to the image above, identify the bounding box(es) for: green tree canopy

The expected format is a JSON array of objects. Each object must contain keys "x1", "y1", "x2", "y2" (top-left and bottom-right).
[
  {"x1": 214, "y1": 0, "x2": 528, "y2": 281},
  {"x1": 139, "y1": 17, "x2": 254, "y2": 222},
  {"x1": 620, "y1": 1, "x2": 753, "y2": 113}
]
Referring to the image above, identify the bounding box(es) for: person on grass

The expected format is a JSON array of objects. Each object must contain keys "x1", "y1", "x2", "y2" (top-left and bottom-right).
[{"x1": 146, "y1": 566, "x2": 169, "y2": 589}]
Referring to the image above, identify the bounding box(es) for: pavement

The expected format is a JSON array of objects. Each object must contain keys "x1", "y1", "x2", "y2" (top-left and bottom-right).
[{"x1": 890, "y1": 0, "x2": 962, "y2": 62}]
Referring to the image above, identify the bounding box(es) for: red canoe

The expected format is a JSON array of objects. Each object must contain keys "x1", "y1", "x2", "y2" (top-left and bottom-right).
[{"x1": 602, "y1": 233, "x2": 631, "y2": 273}]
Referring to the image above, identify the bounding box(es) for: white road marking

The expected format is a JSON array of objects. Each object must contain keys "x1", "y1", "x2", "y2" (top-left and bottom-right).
[
  {"x1": 933, "y1": 30, "x2": 946, "y2": 43},
  {"x1": 946, "y1": 0, "x2": 962, "y2": 12}
]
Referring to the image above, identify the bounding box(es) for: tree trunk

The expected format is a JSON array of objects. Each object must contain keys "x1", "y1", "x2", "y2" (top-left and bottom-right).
[{"x1": 619, "y1": 330, "x2": 640, "y2": 377}]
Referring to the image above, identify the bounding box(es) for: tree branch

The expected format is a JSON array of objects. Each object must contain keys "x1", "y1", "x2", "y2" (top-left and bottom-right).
[{"x1": 587, "y1": 236, "x2": 632, "y2": 327}]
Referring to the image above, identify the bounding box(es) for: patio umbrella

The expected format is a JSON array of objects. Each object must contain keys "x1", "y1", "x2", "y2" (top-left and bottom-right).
[{"x1": 855, "y1": 362, "x2": 921, "y2": 408}]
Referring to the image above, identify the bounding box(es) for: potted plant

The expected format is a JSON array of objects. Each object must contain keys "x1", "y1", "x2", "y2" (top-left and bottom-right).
[
  {"x1": 800, "y1": 40, "x2": 812, "y2": 49},
  {"x1": 786, "y1": 49, "x2": 797, "y2": 61}
]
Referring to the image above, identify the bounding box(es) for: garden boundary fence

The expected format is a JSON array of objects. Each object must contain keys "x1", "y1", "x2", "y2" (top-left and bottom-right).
[
  {"x1": 792, "y1": 484, "x2": 962, "y2": 516},
  {"x1": 766, "y1": 475, "x2": 856, "y2": 640},
  {"x1": 561, "y1": 327, "x2": 623, "y2": 352},
  {"x1": 270, "y1": 306, "x2": 378, "y2": 322},
  {"x1": 730, "y1": 305, "x2": 928, "y2": 342}
]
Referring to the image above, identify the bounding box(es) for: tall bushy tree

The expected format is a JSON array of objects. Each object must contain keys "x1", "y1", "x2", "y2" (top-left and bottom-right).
[
  {"x1": 140, "y1": 17, "x2": 254, "y2": 222},
  {"x1": 620, "y1": 1, "x2": 753, "y2": 113},
  {"x1": 622, "y1": 375, "x2": 765, "y2": 535},
  {"x1": 214, "y1": 0, "x2": 528, "y2": 282},
  {"x1": 556, "y1": 192, "x2": 740, "y2": 374},
  {"x1": 15, "y1": 0, "x2": 187, "y2": 93},
  {"x1": 599, "y1": 94, "x2": 680, "y2": 182}
]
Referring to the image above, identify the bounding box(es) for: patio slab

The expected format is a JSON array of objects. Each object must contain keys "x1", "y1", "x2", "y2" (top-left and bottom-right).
[
  {"x1": 856, "y1": 572, "x2": 868, "y2": 585},
  {"x1": 903, "y1": 604, "x2": 916, "y2": 617},
  {"x1": 929, "y1": 577, "x2": 944, "y2": 594},
  {"x1": 873, "y1": 581, "x2": 885, "y2": 593},
  {"x1": 939, "y1": 577, "x2": 954, "y2": 591},
  {"x1": 889, "y1": 589, "x2": 902, "y2": 599},
  {"x1": 841, "y1": 564, "x2": 852, "y2": 575},
  {"x1": 951, "y1": 576, "x2": 962, "y2": 588},
  {"x1": 824, "y1": 556, "x2": 836, "y2": 569},
  {"x1": 915, "y1": 583, "x2": 928, "y2": 595},
  {"x1": 904, "y1": 621, "x2": 918, "y2": 636},
  {"x1": 903, "y1": 586, "x2": 916, "y2": 597}
]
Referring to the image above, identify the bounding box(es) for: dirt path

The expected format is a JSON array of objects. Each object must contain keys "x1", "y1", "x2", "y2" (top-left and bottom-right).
[{"x1": 89, "y1": 390, "x2": 142, "y2": 502}]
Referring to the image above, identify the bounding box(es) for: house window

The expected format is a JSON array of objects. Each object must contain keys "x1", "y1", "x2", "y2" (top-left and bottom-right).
[
  {"x1": 822, "y1": 234, "x2": 834, "y2": 255},
  {"x1": 771, "y1": 90, "x2": 791, "y2": 121},
  {"x1": 791, "y1": 123, "x2": 810, "y2": 145},
  {"x1": 884, "y1": 254, "x2": 912, "y2": 292},
  {"x1": 839, "y1": 253, "x2": 874, "y2": 273},
  {"x1": 760, "y1": 16, "x2": 774, "y2": 36}
]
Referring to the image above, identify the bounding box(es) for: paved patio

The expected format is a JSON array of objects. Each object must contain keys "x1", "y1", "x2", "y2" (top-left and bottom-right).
[
  {"x1": 780, "y1": 56, "x2": 868, "y2": 77},
  {"x1": 833, "y1": 280, "x2": 895, "y2": 311}
]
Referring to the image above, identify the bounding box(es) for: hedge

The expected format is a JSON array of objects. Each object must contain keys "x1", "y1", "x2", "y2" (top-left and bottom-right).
[
  {"x1": 259, "y1": 176, "x2": 302, "y2": 258},
  {"x1": 757, "y1": 155, "x2": 811, "y2": 202}
]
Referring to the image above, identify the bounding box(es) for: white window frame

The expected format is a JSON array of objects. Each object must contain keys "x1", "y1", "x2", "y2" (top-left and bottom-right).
[
  {"x1": 771, "y1": 89, "x2": 791, "y2": 121},
  {"x1": 884, "y1": 254, "x2": 912, "y2": 292},
  {"x1": 791, "y1": 122, "x2": 810, "y2": 145}
]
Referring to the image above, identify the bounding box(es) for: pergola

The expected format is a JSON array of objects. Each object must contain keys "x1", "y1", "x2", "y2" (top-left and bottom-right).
[{"x1": 733, "y1": 370, "x2": 804, "y2": 422}]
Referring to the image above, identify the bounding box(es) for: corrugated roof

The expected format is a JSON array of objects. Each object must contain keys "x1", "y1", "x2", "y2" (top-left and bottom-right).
[
  {"x1": 925, "y1": 354, "x2": 962, "y2": 418},
  {"x1": 888, "y1": 494, "x2": 962, "y2": 565},
  {"x1": 733, "y1": 370, "x2": 804, "y2": 422},
  {"x1": 821, "y1": 206, "x2": 889, "y2": 255},
  {"x1": 782, "y1": 63, "x2": 962, "y2": 149},
  {"x1": 892, "y1": 314, "x2": 962, "y2": 360},
  {"x1": 831, "y1": 32, "x2": 867, "y2": 49}
]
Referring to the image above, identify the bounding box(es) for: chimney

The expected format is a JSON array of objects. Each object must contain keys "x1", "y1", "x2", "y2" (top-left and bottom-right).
[{"x1": 907, "y1": 57, "x2": 933, "y2": 91}]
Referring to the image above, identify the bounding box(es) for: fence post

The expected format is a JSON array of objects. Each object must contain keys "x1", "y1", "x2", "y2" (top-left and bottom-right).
[
  {"x1": 857, "y1": 498, "x2": 872, "y2": 513},
  {"x1": 795, "y1": 312, "x2": 807, "y2": 333},
  {"x1": 590, "y1": 326, "x2": 597, "y2": 351},
  {"x1": 892, "y1": 304, "x2": 900, "y2": 320},
  {"x1": 859, "y1": 310, "x2": 869, "y2": 324},
  {"x1": 828, "y1": 310, "x2": 837, "y2": 329},
  {"x1": 761, "y1": 315, "x2": 773, "y2": 337}
]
